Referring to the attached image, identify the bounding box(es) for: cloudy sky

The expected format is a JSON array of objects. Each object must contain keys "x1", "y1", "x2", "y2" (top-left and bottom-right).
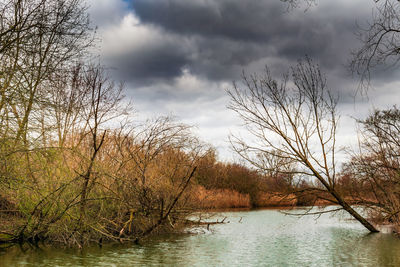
[{"x1": 87, "y1": 0, "x2": 400, "y2": 162}]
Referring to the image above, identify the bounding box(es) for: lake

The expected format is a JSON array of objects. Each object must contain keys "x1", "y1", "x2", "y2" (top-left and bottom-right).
[{"x1": 1, "y1": 207, "x2": 400, "y2": 266}]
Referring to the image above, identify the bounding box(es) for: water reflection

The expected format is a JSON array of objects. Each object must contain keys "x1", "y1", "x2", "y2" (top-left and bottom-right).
[{"x1": 1, "y1": 208, "x2": 400, "y2": 266}]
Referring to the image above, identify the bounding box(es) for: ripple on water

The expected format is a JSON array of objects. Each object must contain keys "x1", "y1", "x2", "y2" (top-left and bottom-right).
[{"x1": 2, "y1": 208, "x2": 400, "y2": 266}]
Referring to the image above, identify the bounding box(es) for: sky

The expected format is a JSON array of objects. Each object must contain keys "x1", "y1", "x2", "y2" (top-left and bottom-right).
[{"x1": 87, "y1": 0, "x2": 400, "y2": 163}]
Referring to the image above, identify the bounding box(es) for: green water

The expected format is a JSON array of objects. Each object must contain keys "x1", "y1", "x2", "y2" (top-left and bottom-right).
[{"x1": 1, "y1": 208, "x2": 400, "y2": 266}]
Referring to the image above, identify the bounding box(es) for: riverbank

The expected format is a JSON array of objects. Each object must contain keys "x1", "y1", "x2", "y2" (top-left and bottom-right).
[{"x1": 0, "y1": 183, "x2": 382, "y2": 248}]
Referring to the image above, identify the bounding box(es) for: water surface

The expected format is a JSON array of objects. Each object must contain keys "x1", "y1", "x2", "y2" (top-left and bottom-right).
[{"x1": 1, "y1": 208, "x2": 400, "y2": 266}]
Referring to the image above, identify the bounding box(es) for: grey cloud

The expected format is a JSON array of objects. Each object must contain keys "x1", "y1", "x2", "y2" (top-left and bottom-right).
[
  {"x1": 96, "y1": 0, "x2": 387, "y2": 99},
  {"x1": 88, "y1": 0, "x2": 129, "y2": 27},
  {"x1": 131, "y1": 0, "x2": 285, "y2": 42},
  {"x1": 88, "y1": 0, "x2": 400, "y2": 162},
  {"x1": 107, "y1": 42, "x2": 190, "y2": 86},
  {"x1": 119, "y1": 0, "x2": 374, "y2": 86}
]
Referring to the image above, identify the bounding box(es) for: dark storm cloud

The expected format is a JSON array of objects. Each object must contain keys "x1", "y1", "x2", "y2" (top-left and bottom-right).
[
  {"x1": 108, "y1": 41, "x2": 190, "y2": 85},
  {"x1": 120, "y1": 0, "x2": 373, "y2": 86},
  {"x1": 131, "y1": 0, "x2": 287, "y2": 42}
]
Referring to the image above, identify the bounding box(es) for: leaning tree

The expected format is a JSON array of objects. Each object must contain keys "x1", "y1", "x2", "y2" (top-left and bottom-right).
[{"x1": 228, "y1": 58, "x2": 378, "y2": 232}]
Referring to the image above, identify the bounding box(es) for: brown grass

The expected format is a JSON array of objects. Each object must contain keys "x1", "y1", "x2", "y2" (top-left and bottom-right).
[
  {"x1": 193, "y1": 186, "x2": 251, "y2": 209},
  {"x1": 254, "y1": 192, "x2": 297, "y2": 207}
]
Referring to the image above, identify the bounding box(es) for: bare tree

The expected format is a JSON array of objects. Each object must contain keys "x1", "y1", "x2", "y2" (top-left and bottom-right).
[
  {"x1": 0, "y1": 63, "x2": 129, "y2": 246},
  {"x1": 280, "y1": 0, "x2": 316, "y2": 9},
  {"x1": 0, "y1": 0, "x2": 96, "y2": 244},
  {"x1": 228, "y1": 58, "x2": 378, "y2": 232},
  {"x1": 282, "y1": 0, "x2": 400, "y2": 88},
  {"x1": 74, "y1": 64, "x2": 126, "y2": 237},
  {"x1": 350, "y1": 0, "x2": 400, "y2": 88},
  {"x1": 0, "y1": 0, "x2": 93, "y2": 146},
  {"x1": 344, "y1": 107, "x2": 400, "y2": 226},
  {"x1": 75, "y1": 117, "x2": 203, "y2": 244}
]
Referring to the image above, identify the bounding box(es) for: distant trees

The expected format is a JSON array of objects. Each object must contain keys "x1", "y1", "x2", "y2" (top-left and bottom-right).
[
  {"x1": 228, "y1": 58, "x2": 378, "y2": 232},
  {"x1": 194, "y1": 151, "x2": 264, "y2": 206}
]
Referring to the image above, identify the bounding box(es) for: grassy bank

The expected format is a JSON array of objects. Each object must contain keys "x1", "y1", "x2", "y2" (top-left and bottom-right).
[{"x1": 191, "y1": 186, "x2": 304, "y2": 209}]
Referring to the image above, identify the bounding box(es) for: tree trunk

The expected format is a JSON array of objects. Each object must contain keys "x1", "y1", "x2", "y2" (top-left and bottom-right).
[
  {"x1": 307, "y1": 161, "x2": 378, "y2": 232},
  {"x1": 329, "y1": 187, "x2": 379, "y2": 232}
]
